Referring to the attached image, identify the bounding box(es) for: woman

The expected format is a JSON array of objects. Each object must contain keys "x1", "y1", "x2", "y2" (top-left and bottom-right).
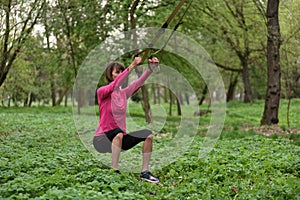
[{"x1": 93, "y1": 56, "x2": 159, "y2": 183}]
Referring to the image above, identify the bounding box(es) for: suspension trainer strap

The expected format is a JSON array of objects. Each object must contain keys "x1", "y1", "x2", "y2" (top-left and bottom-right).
[
  {"x1": 135, "y1": 0, "x2": 187, "y2": 60},
  {"x1": 151, "y1": 0, "x2": 194, "y2": 56},
  {"x1": 163, "y1": 0, "x2": 186, "y2": 28}
]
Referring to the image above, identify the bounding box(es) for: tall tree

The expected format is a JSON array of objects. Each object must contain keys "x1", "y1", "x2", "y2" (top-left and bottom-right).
[
  {"x1": 261, "y1": 0, "x2": 281, "y2": 125},
  {"x1": 0, "y1": 0, "x2": 45, "y2": 86},
  {"x1": 48, "y1": 0, "x2": 106, "y2": 108},
  {"x1": 279, "y1": 0, "x2": 300, "y2": 99},
  {"x1": 184, "y1": 0, "x2": 268, "y2": 103},
  {"x1": 129, "y1": 0, "x2": 153, "y2": 123}
]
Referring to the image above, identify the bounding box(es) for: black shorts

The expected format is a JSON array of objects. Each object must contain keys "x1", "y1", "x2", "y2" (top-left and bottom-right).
[{"x1": 93, "y1": 128, "x2": 152, "y2": 153}]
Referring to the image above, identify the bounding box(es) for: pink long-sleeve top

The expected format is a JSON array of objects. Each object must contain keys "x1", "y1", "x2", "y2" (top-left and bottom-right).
[{"x1": 94, "y1": 68, "x2": 151, "y2": 137}]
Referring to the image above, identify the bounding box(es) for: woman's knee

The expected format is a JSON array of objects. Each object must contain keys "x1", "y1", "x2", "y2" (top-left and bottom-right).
[
  {"x1": 113, "y1": 133, "x2": 123, "y2": 142},
  {"x1": 146, "y1": 134, "x2": 153, "y2": 141}
]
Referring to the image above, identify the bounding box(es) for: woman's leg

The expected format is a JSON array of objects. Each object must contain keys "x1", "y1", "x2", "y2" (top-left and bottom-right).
[
  {"x1": 121, "y1": 129, "x2": 153, "y2": 172},
  {"x1": 142, "y1": 134, "x2": 153, "y2": 172},
  {"x1": 111, "y1": 133, "x2": 123, "y2": 170}
]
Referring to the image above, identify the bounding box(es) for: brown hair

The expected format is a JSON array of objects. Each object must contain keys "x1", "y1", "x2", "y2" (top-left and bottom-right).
[{"x1": 105, "y1": 61, "x2": 125, "y2": 83}]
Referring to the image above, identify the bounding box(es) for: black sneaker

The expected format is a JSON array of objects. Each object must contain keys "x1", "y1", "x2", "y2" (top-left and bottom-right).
[
  {"x1": 140, "y1": 170, "x2": 159, "y2": 183},
  {"x1": 115, "y1": 170, "x2": 121, "y2": 174}
]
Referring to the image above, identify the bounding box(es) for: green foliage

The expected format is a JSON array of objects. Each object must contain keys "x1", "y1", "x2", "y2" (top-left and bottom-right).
[
  {"x1": 1, "y1": 100, "x2": 299, "y2": 199},
  {"x1": 1, "y1": 0, "x2": 300, "y2": 106},
  {"x1": 280, "y1": 0, "x2": 300, "y2": 98}
]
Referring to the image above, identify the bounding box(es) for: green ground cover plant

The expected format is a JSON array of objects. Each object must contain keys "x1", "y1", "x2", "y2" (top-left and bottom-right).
[{"x1": 0, "y1": 100, "x2": 299, "y2": 199}]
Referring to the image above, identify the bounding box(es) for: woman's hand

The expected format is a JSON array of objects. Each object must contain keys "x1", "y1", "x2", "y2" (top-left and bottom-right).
[
  {"x1": 128, "y1": 56, "x2": 142, "y2": 71},
  {"x1": 148, "y1": 57, "x2": 159, "y2": 72},
  {"x1": 133, "y1": 56, "x2": 142, "y2": 66}
]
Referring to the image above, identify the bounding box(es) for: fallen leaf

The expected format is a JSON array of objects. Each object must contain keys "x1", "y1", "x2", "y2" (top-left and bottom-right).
[{"x1": 230, "y1": 186, "x2": 239, "y2": 193}]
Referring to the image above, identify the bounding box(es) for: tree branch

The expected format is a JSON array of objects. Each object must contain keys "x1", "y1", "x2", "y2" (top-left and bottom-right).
[
  {"x1": 283, "y1": 27, "x2": 300, "y2": 43},
  {"x1": 213, "y1": 61, "x2": 242, "y2": 72},
  {"x1": 0, "y1": 0, "x2": 45, "y2": 86}
]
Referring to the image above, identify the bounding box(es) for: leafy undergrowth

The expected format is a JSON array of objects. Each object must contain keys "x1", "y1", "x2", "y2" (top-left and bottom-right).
[{"x1": 0, "y1": 101, "x2": 300, "y2": 199}]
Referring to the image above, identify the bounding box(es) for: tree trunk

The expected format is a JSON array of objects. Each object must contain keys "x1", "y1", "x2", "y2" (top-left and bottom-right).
[
  {"x1": 130, "y1": 0, "x2": 152, "y2": 123},
  {"x1": 227, "y1": 73, "x2": 239, "y2": 102},
  {"x1": 76, "y1": 88, "x2": 86, "y2": 115},
  {"x1": 64, "y1": 92, "x2": 68, "y2": 107},
  {"x1": 178, "y1": 92, "x2": 183, "y2": 105},
  {"x1": 169, "y1": 89, "x2": 173, "y2": 116},
  {"x1": 0, "y1": 0, "x2": 12, "y2": 87},
  {"x1": 24, "y1": 97, "x2": 28, "y2": 107},
  {"x1": 199, "y1": 85, "x2": 208, "y2": 105},
  {"x1": 28, "y1": 93, "x2": 33, "y2": 107},
  {"x1": 156, "y1": 84, "x2": 161, "y2": 104},
  {"x1": 44, "y1": 12, "x2": 56, "y2": 107},
  {"x1": 141, "y1": 86, "x2": 152, "y2": 123},
  {"x1": 56, "y1": 87, "x2": 68, "y2": 106},
  {"x1": 0, "y1": 0, "x2": 45, "y2": 86},
  {"x1": 241, "y1": 61, "x2": 252, "y2": 103},
  {"x1": 51, "y1": 81, "x2": 56, "y2": 106},
  {"x1": 152, "y1": 84, "x2": 157, "y2": 104},
  {"x1": 176, "y1": 95, "x2": 182, "y2": 116},
  {"x1": 8, "y1": 97, "x2": 11, "y2": 107},
  {"x1": 164, "y1": 86, "x2": 168, "y2": 103},
  {"x1": 185, "y1": 93, "x2": 190, "y2": 105},
  {"x1": 261, "y1": 0, "x2": 281, "y2": 125}
]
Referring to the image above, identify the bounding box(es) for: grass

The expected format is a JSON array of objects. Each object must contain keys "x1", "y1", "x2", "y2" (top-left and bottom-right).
[{"x1": 0, "y1": 99, "x2": 299, "y2": 199}]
